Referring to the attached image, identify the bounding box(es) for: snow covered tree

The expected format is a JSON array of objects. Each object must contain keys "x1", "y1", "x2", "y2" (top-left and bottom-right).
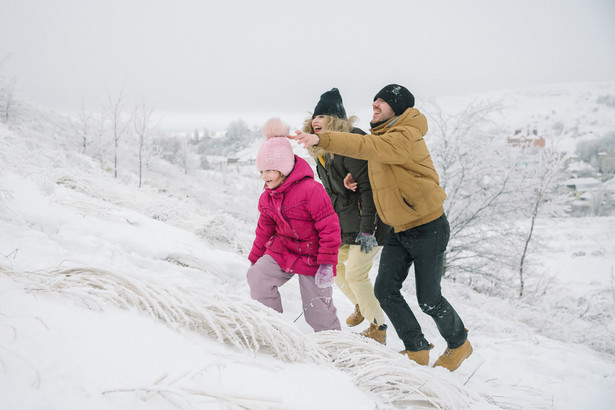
[
  {"x1": 154, "y1": 135, "x2": 180, "y2": 164},
  {"x1": 428, "y1": 100, "x2": 573, "y2": 297},
  {"x1": 516, "y1": 144, "x2": 569, "y2": 297},
  {"x1": 0, "y1": 54, "x2": 17, "y2": 123},
  {"x1": 88, "y1": 109, "x2": 112, "y2": 171},
  {"x1": 72, "y1": 101, "x2": 92, "y2": 153},
  {"x1": 192, "y1": 128, "x2": 200, "y2": 143},
  {"x1": 105, "y1": 86, "x2": 132, "y2": 178},
  {"x1": 133, "y1": 98, "x2": 156, "y2": 188},
  {"x1": 204, "y1": 119, "x2": 259, "y2": 156},
  {"x1": 1, "y1": 77, "x2": 16, "y2": 123},
  {"x1": 576, "y1": 132, "x2": 615, "y2": 164},
  {"x1": 426, "y1": 100, "x2": 528, "y2": 292},
  {"x1": 226, "y1": 119, "x2": 250, "y2": 143},
  {"x1": 155, "y1": 134, "x2": 199, "y2": 174}
]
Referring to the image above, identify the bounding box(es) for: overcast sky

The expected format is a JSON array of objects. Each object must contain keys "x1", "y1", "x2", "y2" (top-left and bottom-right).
[{"x1": 1, "y1": 0, "x2": 614, "y2": 130}]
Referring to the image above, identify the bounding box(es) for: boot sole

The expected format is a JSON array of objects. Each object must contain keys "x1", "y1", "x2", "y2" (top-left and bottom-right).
[{"x1": 346, "y1": 317, "x2": 365, "y2": 327}]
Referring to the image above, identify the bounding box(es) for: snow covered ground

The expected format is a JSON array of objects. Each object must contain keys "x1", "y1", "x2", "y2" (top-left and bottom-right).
[{"x1": 1, "y1": 87, "x2": 615, "y2": 409}]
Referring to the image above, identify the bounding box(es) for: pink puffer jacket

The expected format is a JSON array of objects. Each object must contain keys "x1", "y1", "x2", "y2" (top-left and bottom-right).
[{"x1": 248, "y1": 156, "x2": 341, "y2": 275}]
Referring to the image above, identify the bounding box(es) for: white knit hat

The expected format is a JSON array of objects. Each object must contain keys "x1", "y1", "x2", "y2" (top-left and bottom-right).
[{"x1": 256, "y1": 118, "x2": 295, "y2": 176}]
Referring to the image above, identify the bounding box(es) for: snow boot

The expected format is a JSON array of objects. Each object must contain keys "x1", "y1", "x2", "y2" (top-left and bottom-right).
[
  {"x1": 359, "y1": 323, "x2": 387, "y2": 344},
  {"x1": 400, "y1": 344, "x2": 434, "y2": 366},
  {"x1": 346, "y1": 304, "x2": 364, "y2": 327},
  {"x1": 433, "y1": 338, "x2": 473, "y2": 372}
]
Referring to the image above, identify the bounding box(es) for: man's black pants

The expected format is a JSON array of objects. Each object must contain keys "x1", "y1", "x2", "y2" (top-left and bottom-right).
[{"x1": 374, "y1": 213, "x2": 466, "y2": 351}]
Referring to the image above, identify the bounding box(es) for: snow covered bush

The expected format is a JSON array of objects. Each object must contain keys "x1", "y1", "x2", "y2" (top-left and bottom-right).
[{"x1": 195, "y1": 212, "x2": 253, "y2": 254}]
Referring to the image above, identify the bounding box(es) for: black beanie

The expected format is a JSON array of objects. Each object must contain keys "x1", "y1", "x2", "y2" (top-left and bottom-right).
[
  {"x1": 373, "y1": 84, "x2": 415, "y2": 116},
  {"x1": 312, "y1": 88, "x2": 347, "y2": 119}
]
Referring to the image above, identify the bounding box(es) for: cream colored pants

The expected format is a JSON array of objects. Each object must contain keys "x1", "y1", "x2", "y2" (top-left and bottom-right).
[{"x1": 334, "y1": 244, "x2": 386, "y2": 326}]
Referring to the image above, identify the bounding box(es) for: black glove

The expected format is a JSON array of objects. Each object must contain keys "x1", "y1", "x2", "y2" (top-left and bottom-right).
[{"x1": 355, "y1": 233, "x2": 377, "y2": 253}]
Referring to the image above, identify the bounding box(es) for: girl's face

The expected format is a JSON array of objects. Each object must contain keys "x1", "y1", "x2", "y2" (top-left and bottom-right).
[
  {"x1": 311, "y1": 115, "x2": 328, "y2": 133},
  {"x1": 260, "y1": 169, "x2": 285, "y2": 189}
]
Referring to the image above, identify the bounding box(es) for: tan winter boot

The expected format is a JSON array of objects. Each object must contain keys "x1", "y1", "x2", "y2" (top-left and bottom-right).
[
  {"x1": 433, "y1": 338, "x2": 473, "y2": 371},
  {"x1": 400, "y1": 344, "x2": 434, "y2": 366},
  {"x1": 359, "y1": 323, "x2": 387, "y2": 344},
  {"x1": 346, "y1": 304, "x2": 364, "y2": 327}
]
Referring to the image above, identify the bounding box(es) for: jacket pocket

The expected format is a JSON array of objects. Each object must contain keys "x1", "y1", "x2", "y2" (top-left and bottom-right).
[{"x1": 394, "y1": 189, "x2": 418, "y2": 215}]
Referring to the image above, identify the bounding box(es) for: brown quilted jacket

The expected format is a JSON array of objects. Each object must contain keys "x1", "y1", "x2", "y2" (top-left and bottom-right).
[{"x1": 317, "y1": 107, "x2": 446, "y2": 232}]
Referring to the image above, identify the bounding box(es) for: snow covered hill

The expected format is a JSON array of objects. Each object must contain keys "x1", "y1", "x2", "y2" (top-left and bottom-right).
[
  {"x1": 434, "y1": 80, "x2": 615, "y2": 153},
  {"x1": 1, "y1": 84, "x2": 615, "y2": 409},
  {"x1": 347, "y1": 80, "x2": 615, "y2": 156}
]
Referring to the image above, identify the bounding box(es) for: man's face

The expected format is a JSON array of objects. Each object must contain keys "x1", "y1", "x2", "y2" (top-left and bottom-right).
[{"x1": 371, "y1": 98, "x2": 396, "y2": 123}]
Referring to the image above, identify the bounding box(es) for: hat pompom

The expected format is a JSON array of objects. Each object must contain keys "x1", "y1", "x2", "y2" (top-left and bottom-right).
[
  {"x1": 262, "y1": 117, "x2": 289, "y2": 139},
  {"x1": 256, "y1": 118, "x2": 295, "y2": 176}
]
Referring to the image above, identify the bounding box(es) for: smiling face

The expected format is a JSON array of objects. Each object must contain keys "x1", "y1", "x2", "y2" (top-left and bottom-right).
[
  {"x1": 311, "y1": 115, "x2": 329, "y2": 133},
  {"x1": 260, "y1": 169, "x2": 286, "y2": 189},
  {"x1": 371, "y1": 98, "x2": 396, "y2": 124}
]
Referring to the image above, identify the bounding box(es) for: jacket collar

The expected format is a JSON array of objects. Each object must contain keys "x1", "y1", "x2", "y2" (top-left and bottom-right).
[{"x1": 370, "y1": 107, "x2": 427, "y2": 136}]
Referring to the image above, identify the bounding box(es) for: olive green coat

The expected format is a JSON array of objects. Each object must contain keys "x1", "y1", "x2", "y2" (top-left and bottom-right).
[
  {"x1": 317, "y1": 108, "x2": 446, "y2": 232},
  {"x1": 315, "y1": 128, "x2": 390, "y2": 245}
]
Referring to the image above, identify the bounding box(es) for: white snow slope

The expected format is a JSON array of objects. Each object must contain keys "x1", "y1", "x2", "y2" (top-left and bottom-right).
[{"x1": 1, "y1": 84, "x2": 615, "y2": 409}]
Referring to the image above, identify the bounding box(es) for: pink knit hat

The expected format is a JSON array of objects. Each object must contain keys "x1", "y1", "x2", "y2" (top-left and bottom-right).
[{"x1": 256, "y1": 118, "x2": 295, "y2": 176}]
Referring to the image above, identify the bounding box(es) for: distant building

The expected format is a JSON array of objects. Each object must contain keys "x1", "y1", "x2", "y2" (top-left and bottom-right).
[
  {"x1": 561, "y1": 176, "x2": 614, "y2": 215},
  {"x1": 598, "y1": 148, "x2": 615, "y2": 174},
  {"x1": 561, "y1": 176, "x2": 602, "y2": 191},
  {"x1": 226, "y1": 157, "x2": 255, "y2": 166},
  {"x1": 507, "y1": 129, "x2": 546, "y2": 148}
]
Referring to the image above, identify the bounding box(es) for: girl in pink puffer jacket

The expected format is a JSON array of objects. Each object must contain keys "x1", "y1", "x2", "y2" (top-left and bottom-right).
[{"x1": 247, "y1": 118, "x2": 341, "y2": 332}]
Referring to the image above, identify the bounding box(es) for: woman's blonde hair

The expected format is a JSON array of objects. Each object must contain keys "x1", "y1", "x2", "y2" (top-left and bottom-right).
[{"x1": 302, "y1": 114, "x2": 359, "y2": 160}]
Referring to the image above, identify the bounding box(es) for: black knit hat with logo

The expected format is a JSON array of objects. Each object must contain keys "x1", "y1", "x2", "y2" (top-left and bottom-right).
[
  {"x1": 373, "y1": 84, "x2": 415, "y2": 116},
  {"x1": 312, "y1": 88, "x2": 347, "y2": 119}
]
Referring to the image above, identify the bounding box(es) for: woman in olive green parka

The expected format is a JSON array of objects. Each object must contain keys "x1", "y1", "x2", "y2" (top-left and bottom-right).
[{"x1": 304, "y1": 88, "x2": 390, "y2": 344}]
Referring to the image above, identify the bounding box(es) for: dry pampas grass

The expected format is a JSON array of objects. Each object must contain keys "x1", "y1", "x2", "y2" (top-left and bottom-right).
[
  {"x1": 2, "y1": 265, "x2": 326, "y2": 363},
  {"x1": 2, "y1": 265, "x2": 492, "y2": 409}
]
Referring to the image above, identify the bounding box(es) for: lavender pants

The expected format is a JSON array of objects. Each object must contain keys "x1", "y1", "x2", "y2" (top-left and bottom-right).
[{"x1": 247, "y1": 254, "x2": 341, "y2": 332}]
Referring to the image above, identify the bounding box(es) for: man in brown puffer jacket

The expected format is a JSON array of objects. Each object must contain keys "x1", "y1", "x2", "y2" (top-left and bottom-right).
[{"x1": 290, "y1": 84, "x2": 472, "y2": 371}]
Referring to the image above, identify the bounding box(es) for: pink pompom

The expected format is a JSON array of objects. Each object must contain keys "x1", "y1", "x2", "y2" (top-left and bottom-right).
[
  {"x1": 256, "y1": 117, "x2": 294, "y2": 176},
  {"x1": 262, "y1": 117, "x2": 289, "y2": 139}
]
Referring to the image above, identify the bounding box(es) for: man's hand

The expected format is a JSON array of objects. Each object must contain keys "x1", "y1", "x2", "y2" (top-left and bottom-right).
[
  {"x1": 344, "y1": 173, "x2": 357, "y2": 191},
  {"x1": 288, "y1": 130, "x2": 320, "y2": 148}
]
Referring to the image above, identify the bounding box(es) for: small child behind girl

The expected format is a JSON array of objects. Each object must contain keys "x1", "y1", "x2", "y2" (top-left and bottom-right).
[{"x1": 247, "y1": 117, "x2": 341, "y2": 332}]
